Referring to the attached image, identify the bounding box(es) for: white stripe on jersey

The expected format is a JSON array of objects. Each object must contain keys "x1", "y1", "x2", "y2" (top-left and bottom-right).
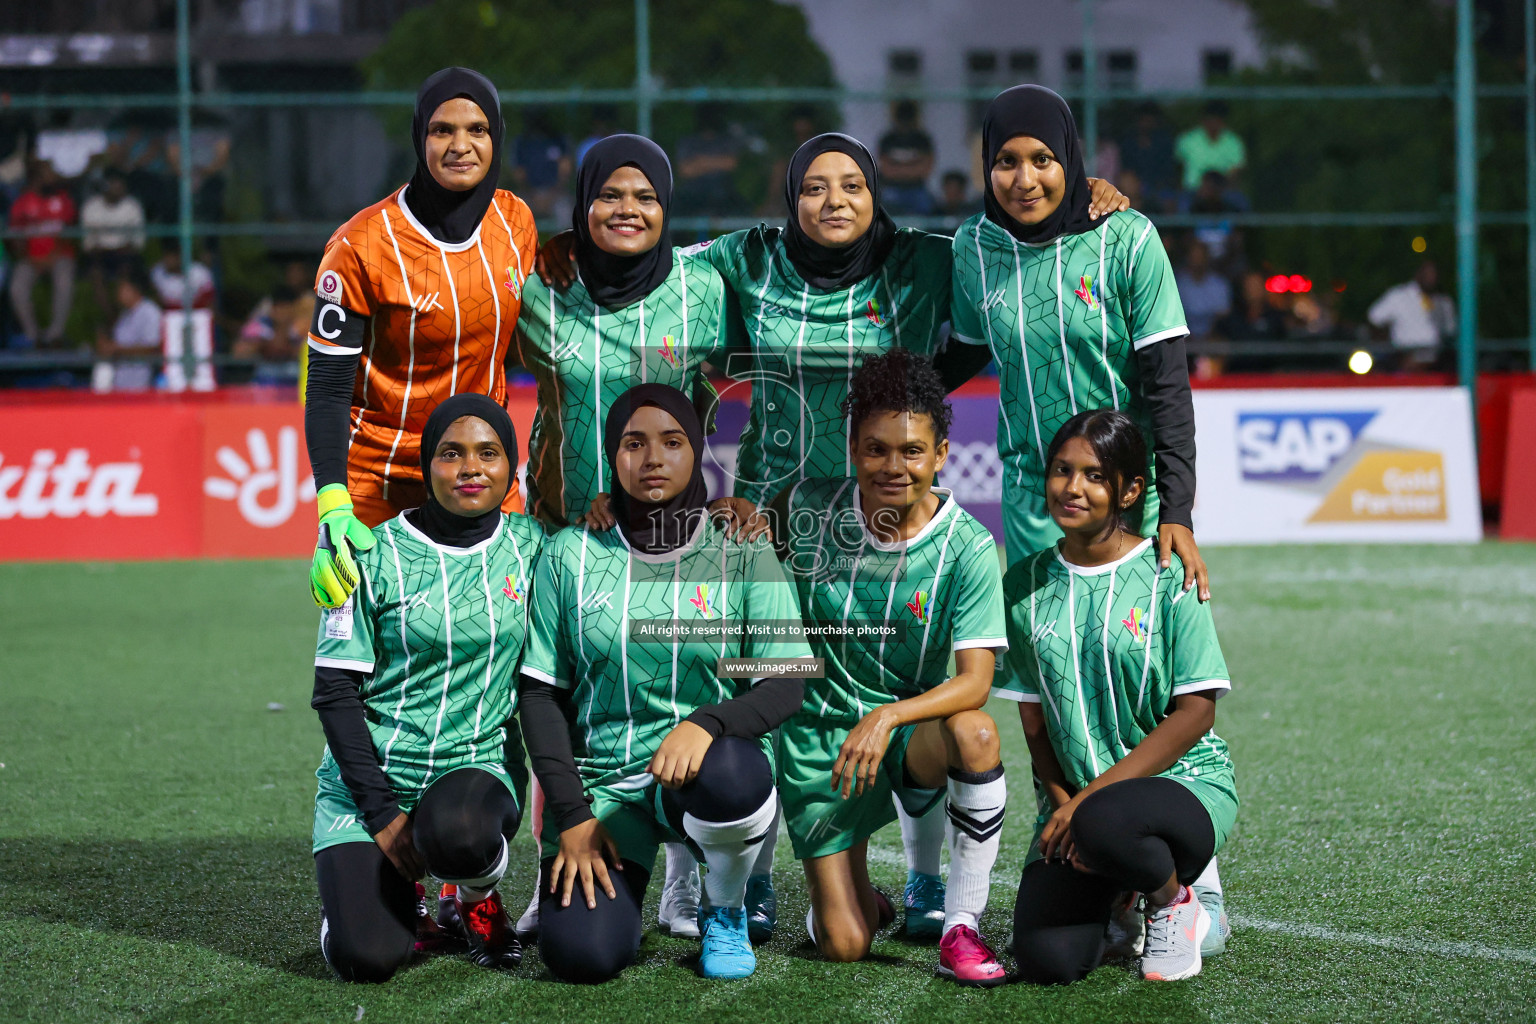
[
  {"x1": 620, "y1": 555, "x2": 633, "y2": 765},
  {"x1": 880, "y1": 267, "x2": 902, "y2": 348},
  {"x1": 844, "y1": 288, "x2": 855, "y2": 478},
  {"x1": 1028, "y1": 552, "x2": 1066, "y2": 732},
  {"x1": 380, "y1": 208, "x2": 418, "y2": 496},
  {"x1": 796, "y1": 285, "x2": 809, "y2": 473},
  {"x1": 435, "y1": 245, "x2": 462, "y2": 395},
  {"x1": 470, "y1": 548, "x2": 495, "y2": 762},
  {"x1": 1137, "y1": 565, "x2": 1160, "y2": 713},
  {"x1": 714, "y1": 533, "x2": 729, "y2": 700},
  {"x1": 491, "y1": 200, "x2": 525, "y2": 296},
  {"x1": 348, "y1": 313, "x2": 378, "y2": 454},
  {"x1": 380, "y1": 521, "x2": 412, "y2": 772},
  {"x1": 911, "y1": 504, "x2": 961, "y2": 683},
  {"x1": 473, "y1": 236, "x2": 497, "y2": 396},
  {"x1": 1066, "y1": 570, "x2": 1101, "y2": 777},
  {"x1": 577, "y1": 530, "x2": 595, "y2": 751},
  {"x1": 679, "y1": 258, "x2": 691, "y2": 369},
  {"x1": 1005, "y1": 232, "x2": 1046, "y2": 479},
  {"x1": 669, "y1": 560, "x2": 681, "y2": 723},
  {"x1": 1097, "y1": 221, "x2": 1119, "y2": 410},
  {"x1": 593, "y1": 306, "x2": 604, "y2": 494},
  {"x1": 638, "y1": 297, "x2": 646, "y2": 384},
  {"x1": 548, "y1": 289, "x2": 566, "y2": 519},
  {"x1": 423, "y1": 546, "x2": 455, "y2": 784},
  {"x1": 1101, "y1": 562, "x2": 1130, "y2": 760},
  {"x1": 1053, "y1": 237, "x2": 1078, "y2": 416}
]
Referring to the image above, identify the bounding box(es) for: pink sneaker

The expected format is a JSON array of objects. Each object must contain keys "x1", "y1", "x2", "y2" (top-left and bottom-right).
[{"x1": 937, "y1": 925, "x2": 1009, "y2": 987}]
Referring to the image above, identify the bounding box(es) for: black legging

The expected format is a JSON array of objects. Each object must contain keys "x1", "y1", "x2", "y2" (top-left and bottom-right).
[
  {"x1": 316, "y1": 767, "x2": 522, "y2": 982},
  {"x1": 537, "y1": 736, "x2": 772, "y2": 984},
  {"x1": 1013, "y1": 776, "x2": 1215, "y2": 986}
]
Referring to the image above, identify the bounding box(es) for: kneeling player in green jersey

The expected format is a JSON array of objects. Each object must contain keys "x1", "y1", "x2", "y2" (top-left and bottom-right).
[
  {"x1": 997, "y1": 409, "x2": 1238, "y2": 984},
  {"x1": 517, "y1": 383, "x2": 815, "y2": 982},
  {"x1": 769, "y1": 350, "x2": 1010, "y2": 986},
  {"x1": 310, "y1": 394, "x2": 544, "y2": 980}
]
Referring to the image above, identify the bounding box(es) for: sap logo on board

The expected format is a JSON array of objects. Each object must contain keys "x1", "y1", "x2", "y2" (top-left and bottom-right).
[
  {"x1": 1236, "y1": 411, "x2": 1377, "y2": 483},
  {"x1": 0, "y1": 449, "x2": 159, "y2": 519}
]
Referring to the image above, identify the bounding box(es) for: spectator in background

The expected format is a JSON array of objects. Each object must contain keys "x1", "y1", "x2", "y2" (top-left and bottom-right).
[
  {"x1": 937, "y1": 168, "x2": 979, "y2": 227},
  {"x1": 513, "y1": 111, "x2": 573, "y2": 221},
  {"x1": 233, "y1": 283, "x2": 305, "y2": 384},
  {"x1": 80, "y1": 170, "x2": 147, "y2": 323},
  {"x1": 575, "y1": 105, "x2": 619, "y2": 168},
  {"x1": 1175, "y1": 239, "x2": 1231, "y2": 380},
  {"x1": 1367, "y1": 260, "x2": 1455, "y2": 371},
  {"x1": 0, "y1": 112, "x2": 30, "y2": 202},
  {"x1": 1185, "y1": 171, "x2": 1247, "y2": 278},
  {"x1": 675, "y1": 104, "x2": 742, "y2": 217},
  {"x1": 103, "y1": 121, "x2": 175, "y2": 224},
  {"x1": 877, "y1": 100, "x2": 935, "y2": 214},
  {"x1": 151, "y1": 246, "x2": 217, "y2": 391},
  {"x1": 7, "y1": 160, "x2": 77, "y2": 346},
  {"x1": 1174, "y1": 101, "x2": 1246, "y2": 198},
  {"x1": 1118, "y1": 102, "x2": 1175, "y2": 211},
  {"x1": 92, "y1": 268, "x2": 161, "y2": 393},
  {"x1": 1216, "y1": 271, "x2": 1289, "y2": 373},
  {"x1": 165, "y1": 116, "x2": 231, "y2": 243}
]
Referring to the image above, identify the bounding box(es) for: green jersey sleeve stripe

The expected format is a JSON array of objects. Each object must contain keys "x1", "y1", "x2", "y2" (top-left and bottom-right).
[
  {"x1": 1173, "y1": 678, "x2": 1233, "y2": 698},
  {"x1": 989, "y1": 686, "x2": 1036, "y2": 702},
  {"x1": 521, "y1": 664, "x2": 561, "y2": 686},
  {"x1": 954, "y1": 637, "x2": 1008, "y2": 652},
  {"x1": 952, "y1": 332, "x2": 986, "y2": 345}
]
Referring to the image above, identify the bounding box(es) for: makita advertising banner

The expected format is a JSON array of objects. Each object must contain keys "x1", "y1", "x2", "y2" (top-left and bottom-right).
[{"x1": 1190, "y1": 387, "x2": 1481, "y2": 543}]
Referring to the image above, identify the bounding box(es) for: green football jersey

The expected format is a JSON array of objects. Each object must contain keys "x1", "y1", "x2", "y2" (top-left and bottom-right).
[
  {"x1": 691, "y1": 226, "x2": 953, "y2": 505},
  {"x1": 520, "y1": 519, "x2": 816, "y2": 783},
  {"x1": 780, "y1": 479, "x2": 1007, "y2": 726},
  {"x1": 313, "y1": 512, "x2": 546, "y2": 795},
  {"x1": 949, "y1": 209, "x2": 1187, "y2": 493},
  {"x1": 996, "y1": 539, "x2": 1237, "y2": 844},
  {"x1": 516, "y1": 250, "x2": 728, "y2": 528}
]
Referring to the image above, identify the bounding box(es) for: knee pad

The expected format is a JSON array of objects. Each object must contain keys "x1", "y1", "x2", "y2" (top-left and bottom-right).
[
  {"x1": 672, "y1": 735, "x2": 773, "y2": 822},
  {"x1": 433, "y1": 835, "x2": 508, "y2": 890}
]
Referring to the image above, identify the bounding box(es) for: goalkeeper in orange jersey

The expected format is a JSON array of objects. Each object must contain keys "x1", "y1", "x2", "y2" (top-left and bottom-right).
[{"x1": 305, "y1": 66, "x2": 538, "y2": 607}]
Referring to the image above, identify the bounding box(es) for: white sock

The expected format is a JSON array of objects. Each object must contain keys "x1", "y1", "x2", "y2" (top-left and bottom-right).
[
  {"x1": 942, "y1": 766, "x2": 1005, "y2": 936},
  {"x1": 446, "y1": 835, "x2": 508, "y2": 904},
  {"x1": 683, "y1": 792, "x2": 777, "y2": 909},
  {"x1": 750, "y1": 799, "x2": 781, "y2": 877},
  {"x1": 1192, "y1": 856, "x2": 1222, "y2": 894},
  {"x1": 896, "y1": 796, "x2": 945, "y2": 877},
  {"x1": 663, "y1": 841, "x2": 696, "y2": 887}
]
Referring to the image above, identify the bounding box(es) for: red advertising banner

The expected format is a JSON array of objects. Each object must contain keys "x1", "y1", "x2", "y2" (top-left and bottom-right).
[{"x1": 200, "y1": 404, "x2": 318, "y2": 558}]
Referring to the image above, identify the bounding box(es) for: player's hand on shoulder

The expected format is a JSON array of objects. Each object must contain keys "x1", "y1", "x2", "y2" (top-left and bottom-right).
[
  {"x1": 373, "y1": 812, "x2": 424, "y2": 881},
  {"x1": 649, "y1": 720, "x2": 715, "y2": 789},
  {"x1": 1086, "y1": 177, "x2": 1132, "y2": 220},
  {"x1": 535, "y1": 230, "x2": 578, "y2": 291},
  {"x1": 582, "y1": 493, "x2": 617, "y2": 531},
  {"x1": 707, "y1": 496, "x2": 772, "y2": 542},
  {"x1": 553, "y1": 818, "x2": 622, "y2": 910},
  {"x1": 1158, "y1": 523, "x2": 1210, "y2": 602}
]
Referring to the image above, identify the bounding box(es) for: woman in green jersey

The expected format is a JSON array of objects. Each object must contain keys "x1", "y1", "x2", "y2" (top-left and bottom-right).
[
  {"x1": 517, "y1": 383, "x2": 814, "y2": 982},
  {"x1": 571, "y1": 134, "x2": 1128, "y2": 942},
  {"x1": 768, "y1": 351, "x2": 1010, "y2": 984},
  {"x1": 949, "y1": 86, "x2": 1209, "y2": 600},
  {"x1": 997, "y1": 409, "x2": 1237, "y2": 984},
  {"x1": 310, "y1": 393, "x2": 544, "y2": 980}
]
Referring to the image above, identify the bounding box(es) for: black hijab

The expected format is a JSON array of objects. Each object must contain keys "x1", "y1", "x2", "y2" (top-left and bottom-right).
[
  {"x1": 409, "y1": 393, "x2": 519, "y2": 547},
  {"x1": 404, "y1": 67, "x2": 503, "y2": 245},
  {"x1": 572, "y1": 134, "x2": 674, "y2": 310},
  {"x1": 781, "y1": 133, "x2": 897, "y2": 291},
  {"x1": 982, "y1": 85, "x2": 1097, "y2": 245},
  {"x1": 603, "y1": 383, "x2": 708, "y2": 555}
]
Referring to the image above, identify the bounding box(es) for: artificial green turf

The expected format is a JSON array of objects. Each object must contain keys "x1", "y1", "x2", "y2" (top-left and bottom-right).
[{"x1": 1, "y1": 546, "x2": 1533, "y2": 1023}]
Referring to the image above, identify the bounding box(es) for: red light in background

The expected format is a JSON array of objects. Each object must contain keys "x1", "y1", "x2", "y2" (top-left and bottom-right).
[
  {"x1": 1332, "y1": 280, "x2": 1347, "y2": 293},
  {"x1": 1288, "y1": 275, "x2": 1312, "y2": 293},
  {"x1": 1265, "y1": 274, "x2": 1289, "y2": 293}
]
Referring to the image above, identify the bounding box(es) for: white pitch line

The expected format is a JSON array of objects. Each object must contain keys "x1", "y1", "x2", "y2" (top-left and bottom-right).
[{"x1": 863, "y1": 848, "x2": 1536, "y2": 966}]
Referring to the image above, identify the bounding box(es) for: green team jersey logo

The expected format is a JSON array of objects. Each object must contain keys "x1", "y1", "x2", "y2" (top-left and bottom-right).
[
  {"x1": 690, "y1": 582, "x2": 714, "y2": 618},
  {"x1": 905, "y1": 587, "x2": 931, "y2": 624},
  {"x1": 1121, "y1": 605, "x2": 1146, "y2": 642},
  {"x1": 502, "y1": 573, "x2": 525, "y2": 602},
  {"x1": 659, "y1": 334, "x2": 679, "y2": 367},
  {"x1": 1075, "y1": 274, "x2": 1101, "y2": 310}
]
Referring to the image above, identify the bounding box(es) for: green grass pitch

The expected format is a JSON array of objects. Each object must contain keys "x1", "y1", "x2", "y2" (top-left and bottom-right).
[{"x1": 2, "y1": 544, "x2": 1533, "y2": 1023}]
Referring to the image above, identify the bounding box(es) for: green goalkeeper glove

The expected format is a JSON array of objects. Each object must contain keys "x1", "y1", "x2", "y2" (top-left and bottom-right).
[{"x1": 310, "y1": 483, "x2": 377, "y2": 608}]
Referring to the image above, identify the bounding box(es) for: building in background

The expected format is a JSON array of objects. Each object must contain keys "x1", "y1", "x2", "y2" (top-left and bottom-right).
[{"x1": 786, "y1": 0, "x2": 1264, "y2": 197}]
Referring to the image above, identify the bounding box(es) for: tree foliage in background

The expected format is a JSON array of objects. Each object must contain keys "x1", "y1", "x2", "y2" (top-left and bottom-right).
[
  {"x1": 361, "y1": 0, "x2": 838, "y2": 208},
  {"x1": 1223, "y1": 0, "x2": 1528, "y2": 347}
]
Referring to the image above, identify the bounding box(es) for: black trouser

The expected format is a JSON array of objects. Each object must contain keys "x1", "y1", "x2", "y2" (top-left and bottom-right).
[
  {"x1": 537, "y1": 736, "x2": 773, "y2": 984},
  {"x1": 1013, "y1": 777, "x2": 1215, "y2": 986},
  {"x1": 315, "y1": 767, "x2": 522, "y2": 982}
]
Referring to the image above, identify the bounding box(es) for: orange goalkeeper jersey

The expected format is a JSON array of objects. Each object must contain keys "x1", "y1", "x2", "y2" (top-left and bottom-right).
[{"x1": 308, "y1": 185, "x2": 537, "y2": 508}]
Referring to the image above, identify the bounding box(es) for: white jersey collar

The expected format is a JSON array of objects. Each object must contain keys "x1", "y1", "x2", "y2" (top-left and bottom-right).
[
  {"x1": 394, "y1": 185, "x2": 485, "y2": 253},
  {"x1": 855, "y1": 487, "x2": 959, "y2": 552},
  {"x1": 1054, "y1": 536, "x2": 1153, "y2": 576}
]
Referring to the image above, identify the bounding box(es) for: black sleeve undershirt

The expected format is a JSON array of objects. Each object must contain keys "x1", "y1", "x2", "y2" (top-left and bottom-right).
[
  {"x1": 1134, "y1": 335, "x2": 1197, "y2": 529},
  {"x1": 303, "y1": 347, "x2": 360, "y2": 491},
  {"x1": 311, "y1": 666, "x2": 399, "y2": 834},
  {"x1": 684, "y1": 677, "x2": 805, "y2": 739},
  {"x1": 517, "y1": 677, "x2": 595, "y2": 833}
]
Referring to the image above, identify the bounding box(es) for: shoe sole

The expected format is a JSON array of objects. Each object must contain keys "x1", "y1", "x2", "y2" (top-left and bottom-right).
[
  {"x1": 936, "y1": 964, "x2": 1010, "y2": 988},
  {"x1": 663, "y1": 921, "x2": 702, "y2": 939}
]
